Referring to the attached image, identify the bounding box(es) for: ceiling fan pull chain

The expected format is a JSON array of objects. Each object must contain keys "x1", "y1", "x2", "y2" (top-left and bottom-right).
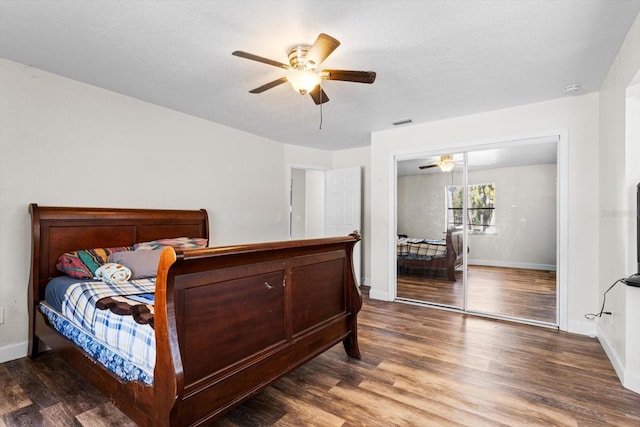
[{"x1": 319, "y1": 82, "x2": 323, "y2": 130}]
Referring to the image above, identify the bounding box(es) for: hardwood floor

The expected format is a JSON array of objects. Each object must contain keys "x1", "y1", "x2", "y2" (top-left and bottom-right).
[
  {"x1": 2, "y1": 294, "x2": 639, "y2": 426},
  {"x1": 397, "y1": 265, "x2": 557, "y2": 324}
]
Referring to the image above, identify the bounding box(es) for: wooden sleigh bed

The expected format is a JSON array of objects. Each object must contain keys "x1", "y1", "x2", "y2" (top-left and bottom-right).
[
  {"x1": 396, "y1": 227, "x2": 464, "y2": 281},
  {"x1": 28, "y1": 204, "x2": 362, "y2": 426}
]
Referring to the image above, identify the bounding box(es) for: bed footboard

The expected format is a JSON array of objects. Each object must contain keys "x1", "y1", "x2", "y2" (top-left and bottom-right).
[{"x1": 153, "y1": 233, "x2": 362, "y2": 426}]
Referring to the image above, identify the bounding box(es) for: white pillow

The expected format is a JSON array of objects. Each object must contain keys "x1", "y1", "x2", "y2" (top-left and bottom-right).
[{"x1": 95, "y1": 263, "x2": 132, "y2": 283}]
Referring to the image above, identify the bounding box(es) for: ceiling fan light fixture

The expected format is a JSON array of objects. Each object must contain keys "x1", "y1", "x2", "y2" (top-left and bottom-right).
[
  {"x1": 286, "y1": 70, "x2": 321, "y2": 95},
  {"x1": 439, "y1": 155, "x2": 455, "y2": 172}
]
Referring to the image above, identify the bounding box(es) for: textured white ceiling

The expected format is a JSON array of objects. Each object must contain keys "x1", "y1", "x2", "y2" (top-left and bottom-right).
[{"x1": 1, "y1": 0, "x2": 639, "y2": 150}]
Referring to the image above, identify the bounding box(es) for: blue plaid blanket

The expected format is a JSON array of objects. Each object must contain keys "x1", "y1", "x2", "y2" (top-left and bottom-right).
[
  {"x1": 60, "y1": 279, "x2": 156, "y2": 375},
  {"x1": 397, "y1": 237, "x2": 447, "y2": 259}
]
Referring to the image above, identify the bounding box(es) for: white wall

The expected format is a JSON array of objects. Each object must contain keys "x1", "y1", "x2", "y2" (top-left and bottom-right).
[
  {"x1": 627, "y1": 83, "x2": 640, "y2": 393},
  {"x1": 371, "y1": 93, "x2": 599, "y2": 335},
  {"x1": 0, "y1": 59, "x2": 329, "y2": 362},
  {"x1": 398, "y1": 164, "x2": 557, "y2": 269},
  {"x1": 466, "y1": 164, "x2": 557, "y2": 269},
  {"x1": 397, "y1": 172, "x2": 449, "y2": 238},
  {"x1": 597, "y1": 11, "x2": 640, "y2": 394}
]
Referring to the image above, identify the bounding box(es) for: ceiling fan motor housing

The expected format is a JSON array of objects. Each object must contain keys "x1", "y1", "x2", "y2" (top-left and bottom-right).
[{"x1": 288, "y1": 45, "x2": 314, "y2": 70}]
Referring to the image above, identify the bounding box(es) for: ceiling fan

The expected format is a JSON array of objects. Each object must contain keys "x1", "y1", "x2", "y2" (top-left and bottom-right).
[
  {"x1": 232, "y1": 33, "x2": 376, "y2": 105},
  {"x1": 419, "y1": 155, "x2": 461, "y2": 172}
]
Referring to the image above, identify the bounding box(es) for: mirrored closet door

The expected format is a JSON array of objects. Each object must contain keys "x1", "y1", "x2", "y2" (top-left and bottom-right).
[
  {"x1": 465, "y1": 144, "x2": 557, "y2": 324},
  {"x1": 396, "y1": 152, "x2": 465, "y2": 309},
  {"x1": 396, "y1": 140, "x2": 558, "y2": 327}
]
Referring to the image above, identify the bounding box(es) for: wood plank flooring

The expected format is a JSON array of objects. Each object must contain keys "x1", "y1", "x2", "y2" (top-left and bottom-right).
[
  {"x1": 397, "y1": 266, "x2": 557, "y2": 324},
  {"x1": 2, "y1": 293, "x2": 639, "y2": 426}
]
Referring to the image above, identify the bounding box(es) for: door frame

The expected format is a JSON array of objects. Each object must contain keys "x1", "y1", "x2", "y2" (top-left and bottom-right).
[{"x1": 389, "y1": 130, "x2": 569, "y2": 330}]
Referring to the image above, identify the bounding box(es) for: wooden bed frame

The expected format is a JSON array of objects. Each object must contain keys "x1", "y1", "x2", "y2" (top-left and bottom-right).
[
  {"x1": 396, "y1": 228, "x2": 463, "y2": 281},
  {"x1": 28, "y1": 204, "x2": 362, "y2": 426}
]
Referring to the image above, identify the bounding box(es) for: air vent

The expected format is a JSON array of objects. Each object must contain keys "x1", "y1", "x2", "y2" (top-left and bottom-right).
[
  {"x1": 392, "y1": 118, "x2": 413, "y2": 126},
  {"x1": 562, "y1": 84, "x2": 581, "y2": 94}
]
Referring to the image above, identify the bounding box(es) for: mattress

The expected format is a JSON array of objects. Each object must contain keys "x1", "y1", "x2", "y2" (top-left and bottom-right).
[{"x1": 41, "y1": 277, "x2": 157, "y2": 384}]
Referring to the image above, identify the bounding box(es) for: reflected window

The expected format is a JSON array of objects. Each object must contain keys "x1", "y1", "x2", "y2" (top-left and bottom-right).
[{"x1": 446, "y1": 183, "x2": 496, "y2": 234}]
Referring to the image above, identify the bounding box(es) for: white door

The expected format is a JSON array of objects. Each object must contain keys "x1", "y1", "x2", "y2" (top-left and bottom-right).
[{"x1": 325, "y1": 167, "x2": 361, "y2": 285}]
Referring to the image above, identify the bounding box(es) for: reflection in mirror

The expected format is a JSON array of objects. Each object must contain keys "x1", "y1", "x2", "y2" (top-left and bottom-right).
[
  {"x1": 396, "y1": 140, "x2": 558, "y2": 326},
  {"x1": 396, "y1": 153, "x2": 465, "y2": 309},
  {"x1": 466, "y1": 143, "x2": 557, "y2": 323}
]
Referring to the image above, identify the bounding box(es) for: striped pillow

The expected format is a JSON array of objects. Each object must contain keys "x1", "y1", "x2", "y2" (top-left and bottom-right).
[{"x1": 56, "y1": 246, "x2": 133, "y2": 279}]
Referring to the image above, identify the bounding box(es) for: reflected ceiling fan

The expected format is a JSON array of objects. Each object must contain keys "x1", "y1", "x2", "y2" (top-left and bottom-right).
[
  {"x1": 419, "y1": 155, "x2": 461, "y2": 172},
  {"x1": 232, "y1": 33, "x2": 376, "y2": 105}
]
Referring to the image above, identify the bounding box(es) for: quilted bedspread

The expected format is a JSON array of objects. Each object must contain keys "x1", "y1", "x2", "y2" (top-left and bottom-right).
[
  {"x1": 397, "y1": 237, "x2": 447, "y2": 259},
  {"x1": 60, "y1": 279, "x2": 156, "y2": 373}
]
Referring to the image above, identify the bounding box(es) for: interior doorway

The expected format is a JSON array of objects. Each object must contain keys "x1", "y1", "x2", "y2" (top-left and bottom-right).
[
  {"x1": 395, "y1": 137, "x2": 560, "y2": 327},
  {"x1": 290, "y1": 167, "x2": 326, "y2": 240},
  {"x1": 289, "y1": 166, "x2": 362, "y2": 285}
]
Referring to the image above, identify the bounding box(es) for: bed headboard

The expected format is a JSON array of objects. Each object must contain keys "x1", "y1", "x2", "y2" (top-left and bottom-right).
[{"x1": 29, "y1": 204, "x2": 209, "y2": 304}]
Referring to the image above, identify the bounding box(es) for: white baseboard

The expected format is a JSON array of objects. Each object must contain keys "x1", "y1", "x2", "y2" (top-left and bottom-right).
[
  {"x1": 597, "y1": 325, "x2": 640, "y2": 394},
  {"x1": 568, "y1": 319, "x2": 597, "y2": 337},
  {"x1": 597, "y1": 324, "x2": 626, "y2": 384},
  {"x1": 369, "y1": 288, "x2": 392, "y2": 301},
  {"x1": 624, "y1": 368, "x2": 640, "y2": 394},
  {"x1": 468, "y1": 259, "x2": 556, "y2": 271},
  {"x1": 0, "y1": 340, "x2": 28, "y2": 363}
]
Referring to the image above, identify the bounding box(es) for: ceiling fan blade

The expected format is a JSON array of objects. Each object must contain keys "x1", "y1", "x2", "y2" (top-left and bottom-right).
[
  {"x1": 232, "y1": 51, "x2": 290, "y2": 69},
  {"x1": 309, "y1": 86, "x2": 330, "y2": 105},
  {"x1": 306, "y1": 33, "x2": 340, "y2": 66},
  {"x1": 418, "y1": 164, "x2": 439, "y2": 170},
  {"x1": 322, "y1": 69, "x2": 376, "y2": 84},
  {"x1": 249, "y1": 77, "x2": 288, "y2": 93}
]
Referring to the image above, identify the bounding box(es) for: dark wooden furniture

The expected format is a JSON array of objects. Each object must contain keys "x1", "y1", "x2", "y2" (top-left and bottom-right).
[
  {"x1": 28, "y1": 204, "x2": 362, "y2": 426},
  {"x1": 397, "y1": 227, "x2": 463, "y2": 281}
]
